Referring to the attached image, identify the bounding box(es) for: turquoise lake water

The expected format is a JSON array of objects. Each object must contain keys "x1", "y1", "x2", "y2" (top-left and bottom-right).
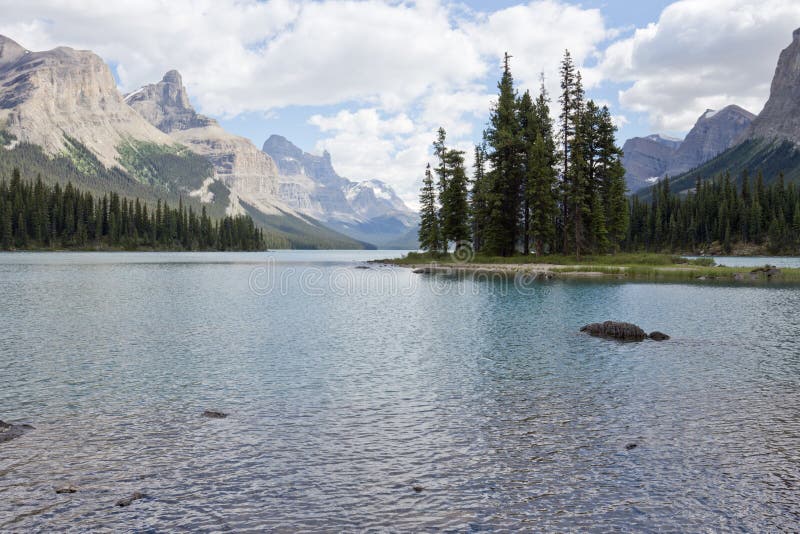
[{"x1": 1, "y1": 251, "x2": 799, "y2": 531}]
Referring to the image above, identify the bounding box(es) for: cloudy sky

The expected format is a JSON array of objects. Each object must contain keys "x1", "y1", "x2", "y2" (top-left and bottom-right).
[{"x1": 1, "y1": 0, "x2": 799, "y2": 207}]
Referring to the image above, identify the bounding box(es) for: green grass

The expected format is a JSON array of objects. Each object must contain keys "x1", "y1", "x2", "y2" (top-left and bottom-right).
[
  {"x1": 383, "y1": 251, "x2": 800, "y2": 282},
  {"x1": 389, "y1": 251, "x2": 715, "y2": 267}
]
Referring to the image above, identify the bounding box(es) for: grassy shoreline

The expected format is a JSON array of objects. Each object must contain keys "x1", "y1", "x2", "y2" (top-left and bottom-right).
[{"x1": 378, "y1": 252, "x2": 800, "y2": 283}]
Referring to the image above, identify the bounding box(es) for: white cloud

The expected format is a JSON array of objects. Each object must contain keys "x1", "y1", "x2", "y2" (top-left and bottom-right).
[{"x1": 600, "y1": 0, "x2": 800, "y2": 132}]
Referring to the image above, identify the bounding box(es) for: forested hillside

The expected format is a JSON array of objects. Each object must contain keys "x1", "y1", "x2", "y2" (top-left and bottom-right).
[{"x1": 0, "y1": 168, "x2": 271, "y2": 251}]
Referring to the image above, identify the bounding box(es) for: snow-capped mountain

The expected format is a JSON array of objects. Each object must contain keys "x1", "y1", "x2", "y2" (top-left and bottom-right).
[{"x1": 263, "y1": 135, "x2": 418, "y2": 249}]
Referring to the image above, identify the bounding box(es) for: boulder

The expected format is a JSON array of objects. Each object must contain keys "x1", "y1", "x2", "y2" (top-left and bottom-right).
[
  {"x1": 0, "y1": 420, "x2": 34, "y2": 444},
  {"x1": 115, "y1": 491, "x2": 146, "y2": 507},
  {"x1": 580, "y1": 321, "x2": 647, "y2": 342},
  {"x1": 751, "y1": 265, "x2": 782, "y2": 278},
  {"x1": 202, "y1": 410, "x2": 228, "y2": 419},
  {"x1": 55, "y1": 485, "x2": 78, "y2": 494},
  {"x1": 649, "y1": 331, "x2": 670, "y2": 341}
]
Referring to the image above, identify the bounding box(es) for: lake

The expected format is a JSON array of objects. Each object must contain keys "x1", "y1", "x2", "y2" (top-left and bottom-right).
[{"x1": 1, "y1": 251, "x2": 799, "y2": 531}]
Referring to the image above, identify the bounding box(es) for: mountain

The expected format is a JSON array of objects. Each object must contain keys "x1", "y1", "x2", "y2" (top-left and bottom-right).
[
  {"x1": 621, "y1": 135, "x2": 681, "y2": 191},
  {"x1": 0, "y1": 35, "x2": 177, "y2": 168},
  {"x1": 659, "y1": 28, "x2": 800, "y2": 196},
  {"x1": 123, "y1": 70, "x2": 371, "y2": 249},
  {"x1": 622, "y1": 107, "x2": 754, "y2": 192},
  {"x1": 747, "y1": 28, "x2": 800, "y2": 142},
  {"x1": 0, "y1": 34, "x2": 367, "y2": 249},
  {"x1": 262, "y1": 135, "x2": 418, "y2": 249},
  {"x1": 0, "y1": 34, "x2": 221, "y2": 206},
  {"x1": 664, "y1": 105, "x2": 755, "y2": 177}
]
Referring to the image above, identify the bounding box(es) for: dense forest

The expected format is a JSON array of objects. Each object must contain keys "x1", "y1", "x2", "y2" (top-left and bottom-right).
[
  {"x1": 629, "y1": 173, "x2": 800, "y2": 254},
  {"x1": 0, "y1": 168, "x2": 267, "y2": 251},
  {"x1": 419, "y1": 51, "x2": 799, "y2": 258},
  {"x1": 419, "y1": 52, "x2": 628, "y2": 258}
]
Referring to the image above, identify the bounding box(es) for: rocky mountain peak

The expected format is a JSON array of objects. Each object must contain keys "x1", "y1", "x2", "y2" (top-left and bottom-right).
[
  {"x1": 263, "y1": 134, "x2": 304, "y2": 164},
  {"x1": 747, "y1": 28, "x2": 800, "y2": 144},
  {"x1": 162, "y1": 69, "x2": 182, "y2": 85},
  {"x1": 0, "y1": 35, "x2": 176, "y2": 168},
  {"x1": 664, "y1": 104, "x2": 754, "y2": 177},
  {"x1": 0, "y1": 35, "x2": 27, "y2": 66},
  {"x1": 125, "y1": 70, "x2": 213, "y2": 133},
  {"x1": 262, "y1": 135, "x2": 342, "y2": 185}
]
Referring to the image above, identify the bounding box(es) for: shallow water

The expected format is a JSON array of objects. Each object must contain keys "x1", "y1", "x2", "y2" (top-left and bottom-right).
[
  {"x1": 688, "y1": 255, "x2": 800, "y2": 268},
  {"x1": 1, "y1": 251, "x2": 799, "y2": 531}
]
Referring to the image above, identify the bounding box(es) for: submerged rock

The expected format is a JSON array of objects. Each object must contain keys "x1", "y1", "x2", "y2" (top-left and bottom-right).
[
  {"x1": 354, "y1": 265, "x2": 370, "y2": 270},
  {"x1": 55, "y1": 485, "x2": 78, "y2": 494},
  {"x1": 580, "y1": 321, "x2": 647, "y2": 342},
  {"x1": 202, "y1": 410, "x2": 228, "y2": 419},
  {"x1": 412, "y1": 267, "x2": 433, "y2": 274},
  {"x1": 412, "y1": 485, "x2": 424, "y2": 493},
  {"x1": 625, "y1": 443, "x2": 638, "y2": 450},
  {"x1": 649, "y1": 331, "x2": 670, "y2": 341},
  {"x1": 115, "y1": 491, "x2": 146, "y2": 507},
  {"x1": 0, "y1": 420, "x2": 34, "y2": 444},
  {"x1": 751, "y1": 265, "x2": 782, "y2": 278}
]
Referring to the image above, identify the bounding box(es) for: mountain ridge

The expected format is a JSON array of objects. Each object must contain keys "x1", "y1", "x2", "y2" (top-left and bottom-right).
[
  {"x1": 623, "y1": 104, "x2": 754, "y2": 192},
  {"x1": 263, "y1": 134, "x2": 418, "y2": 249}
]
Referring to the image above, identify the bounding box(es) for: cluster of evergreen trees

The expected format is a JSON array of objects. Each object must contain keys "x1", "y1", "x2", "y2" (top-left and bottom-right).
[
  {"x1": 0, "y1": 169, "x2": 267, "y2": 251},
  {"x1": 419, "y1": 52, "x2": 629, "y2": 258},
  {"x1": 628, "y1": 173, "x2": 800, "y2": 254}
]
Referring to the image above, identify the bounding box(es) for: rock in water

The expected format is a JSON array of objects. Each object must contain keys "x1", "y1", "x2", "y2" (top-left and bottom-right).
[
  {"x1": 202, "y1": 410, "x2": 228, "y2": 419},
  {"x1": 0, "y1": 419, "x2": 34, "y2": 444},
  {"x1": 115, "y1": 491, "x2": 146, "y2": 507},
  {"x1": 580, "y1": 321, "x2": 647, "y2": 342},
  {"x1": 55, "y1": 485, "x2": 78, "y2": 494},
  {"x1": 625, "y1": 443, "x2": 638, "y2": 451},
  {"x1": 750, "y1": 265, "x2": 782, "y2": 278},
  {"x1": 649, "y1": 331, "x2": 670, "y2": 341}
]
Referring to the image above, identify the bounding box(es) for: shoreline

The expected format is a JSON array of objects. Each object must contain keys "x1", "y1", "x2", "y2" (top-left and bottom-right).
[{"x1": 383, "y1": 260, "x2": 798, "y2": 283}]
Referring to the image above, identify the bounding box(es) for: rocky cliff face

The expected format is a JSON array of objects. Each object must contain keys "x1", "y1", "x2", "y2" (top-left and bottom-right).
[
  {"x1": 124, "y1": 70, "x2": 213, "y2": 133},
  {"x1": 621, "y1": 135, "x2": 680, "y2": 191},
  {"x1": 127, "y1": 71, "x2": 288, "y2": 216},
  {"x1": 263, "y1": 134, "x2": 418, "y2": 247},
  {"x1": 0, "y1": 35, "x2": 175, "y2": 168},
  {"x1": 666, "y1": 105, "x2": 755, "y2": 177},
  {"x1": 747, "y1": 28, "x2": 800, "y2": 143}
]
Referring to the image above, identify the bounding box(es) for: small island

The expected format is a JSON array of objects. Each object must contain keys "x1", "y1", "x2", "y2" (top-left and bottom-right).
[{"x1": 383, "y1": 251, "x2": 797, "y2": 283}]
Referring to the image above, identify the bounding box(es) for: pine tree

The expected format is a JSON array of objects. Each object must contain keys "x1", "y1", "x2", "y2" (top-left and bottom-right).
[
  {"x1": 440, "y1": 148, "x2": 471, "y2": 249},
  {"x1": 559, "y1": 51, "x2": 588, "y2": 257},
  {"x1": 525, "y1": 79, "x2": 558, "y2": 255},
  {"x1": 470, "y1": 144, "x2": 489, "y2": 253},
  {"x1": 482, "y1": 52, "x2": 522, "y2": 256},
  {"x1": 418, "y1": 163, "x2": 441, "y2": 253}
]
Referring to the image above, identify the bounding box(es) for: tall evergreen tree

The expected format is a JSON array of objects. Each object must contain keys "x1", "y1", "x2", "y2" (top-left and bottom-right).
[
  {"x1": 470, "y1": 143, "x2": 489, "y2": 253},
  {"x1": 440, "y1": 148, "x2": 471, "y2": 249},
  {"x1": 483, "y1": 52, "x2": 523, "y2": 256},
  {"x1": 418, "y1": 163, "x2": 441, "y2": 253}
]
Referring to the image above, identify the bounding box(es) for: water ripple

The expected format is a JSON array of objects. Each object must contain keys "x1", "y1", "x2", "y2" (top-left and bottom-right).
[{"x1": 0, "y1": 252, "x2": 799, "y2": 531}]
